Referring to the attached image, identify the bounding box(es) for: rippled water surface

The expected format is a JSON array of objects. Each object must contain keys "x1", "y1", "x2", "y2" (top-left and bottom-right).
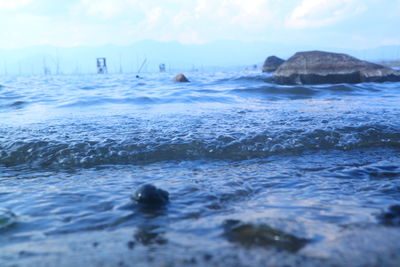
[{"x1": 1, "y1": 71, "x2": 400, "y2": 266}]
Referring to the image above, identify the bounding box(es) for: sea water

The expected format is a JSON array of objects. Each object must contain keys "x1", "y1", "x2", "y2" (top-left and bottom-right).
[{"x1": 0, "y1": 71, "x2": 400, "y2": 266}]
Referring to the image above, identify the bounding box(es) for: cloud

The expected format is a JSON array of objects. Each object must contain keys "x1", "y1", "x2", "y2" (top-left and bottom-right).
[
  {"x1": 286, "y1": 0, "x2": 367, "y2": 29},
  {"x1": 129, "y1": 0, "x2": 286, "y2": 44},
  {"x1": 0, "y1": 0, "x2": 33, "y2": 11},
  {"x1": 67, "y1": 0, "x2": 286, "y2": 44},
  {"x1": 0, "y1": 0, "x2": 398, "y2": 49},
  {"x1": 72, "y1": 0, "x2": 120, "y2": 19}
]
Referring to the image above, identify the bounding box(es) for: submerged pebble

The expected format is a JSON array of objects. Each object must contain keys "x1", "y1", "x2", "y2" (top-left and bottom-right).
[
  {"x1": 223, "y1": 219, "x2": 308, "y2": 252},
  {"x1": 131, "y1": 184, "x2": 169, "y2": 207},
  {"x1": 0, "y1": 209, "x2": 16, "y2": 230},
  {"x1": 377, "y1": 205, "x2": 400, "y2": 226}
]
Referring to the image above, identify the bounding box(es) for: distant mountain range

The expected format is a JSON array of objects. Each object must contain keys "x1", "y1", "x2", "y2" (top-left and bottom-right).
[{"x1": 0, "y1": 40, "x2": 399, "y2": 75}]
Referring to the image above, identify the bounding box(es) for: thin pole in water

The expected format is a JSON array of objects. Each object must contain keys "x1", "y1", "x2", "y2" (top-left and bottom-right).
[{"x1": 137, "y1": 58, "x2": 147, "y2": 76}]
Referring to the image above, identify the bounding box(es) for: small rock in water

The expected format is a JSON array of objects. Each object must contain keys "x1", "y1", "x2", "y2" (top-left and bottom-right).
[
  {"x1": 223, "y1": 219, "x2": 308, "y2": 252},
  {"x1": 127, "y1": 241, "x2": 135, "y2": 249},
  {"x1": 174, "y1": 73, "x2": 190, "y2": 83},
  {"x1": 377, "y1": 205, "x2": 400, "y2": 226},
  {"x1": 132, "y1": 184, "x2": 169, "y2": 207},
  {"x1": 262, "y1": 55, "x2": 285, "y2": 72},
  {"x1": 0, "y1": 209, "x2": 16, "y2": 230}
]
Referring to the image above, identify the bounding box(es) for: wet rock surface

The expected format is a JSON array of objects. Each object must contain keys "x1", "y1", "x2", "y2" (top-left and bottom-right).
[
  {"x1": 223, "y1": 219, "x2": 309, "y2": 252},
  {"x1": 274, "y1": 50, "x2": 400, "y2": 85},
  {"x1": 377, "y1": 205, "x2": 400, "y2": 226},
  {"x1": 131, "y1": 184, "x2": 169, "y2": 207},
  {"x1": 262, "y1": 56, "x2": 285, "y2": 72}
]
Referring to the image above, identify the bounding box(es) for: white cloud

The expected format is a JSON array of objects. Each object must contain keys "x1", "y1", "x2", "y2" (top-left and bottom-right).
[
  {"x1": 0, "y1": 0, "x2": 33, "y2": 11},
  {"x1": 286, "y1": 0, "x2": 366, "y2": 29},
  {"x1": 130, "y1": 0, "x2": 285, "y2": 44},
  {"x1": 67, "y1": 0, "x2": 285, "y2": 44},
  {"x1": 0, "y1": 0, "x2": 398, "y2": 49},
  {"x1": 73, "y1": 0, "x2": 128, "y2": 19}
]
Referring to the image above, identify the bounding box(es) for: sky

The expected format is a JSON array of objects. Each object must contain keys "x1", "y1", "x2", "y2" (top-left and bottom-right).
[{"x1": 1, "y1": 0, "x2": 400, "y2": 50}]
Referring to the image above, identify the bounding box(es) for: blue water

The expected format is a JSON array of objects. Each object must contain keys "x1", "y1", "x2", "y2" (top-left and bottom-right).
[{"x1": 1, "y1": 71, "x2": 400, "y2": 266}]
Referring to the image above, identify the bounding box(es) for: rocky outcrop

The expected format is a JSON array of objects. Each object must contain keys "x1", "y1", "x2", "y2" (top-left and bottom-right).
[
  {"x1": 274, "y1": 51, "x2": 400, "y2": 85},
  {"x1": 174, "y1": 73, "x2": 190, "y2": 82},
  {"x1": 262, "y1": 56, "x2": 285, "y2": 72}
]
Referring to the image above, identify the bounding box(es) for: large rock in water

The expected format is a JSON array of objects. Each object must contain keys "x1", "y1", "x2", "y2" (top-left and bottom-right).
[
  {"x1": 262, "y1": 56, "x2": 285, "y2": 72},
  {"x1": 274, "y1": 51, "x2": 400, "y2": 85}
]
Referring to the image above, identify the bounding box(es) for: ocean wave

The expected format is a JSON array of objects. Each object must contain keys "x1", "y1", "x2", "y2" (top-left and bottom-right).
[
  {"x1": 217, "y1": 74, "x2": 275, "y2": 83},
  {"x1": 230, "y1": 86, "x2": 318, "y2": 98},
  {"x1": 1, "y1": 73, "x2": 398, "y2": 114},
  {"x1": 0, "y1": 124, "x2": 398, "y2": 168},
  {"x1": 230, "y1": 82, "x2": 387, "y2": 97},
  {"x1": 57, "y1": 96, "x2": 160, "y2": 108}
]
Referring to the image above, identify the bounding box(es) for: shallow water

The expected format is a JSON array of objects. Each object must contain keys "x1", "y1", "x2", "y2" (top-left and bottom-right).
[{"x1": 1, "y1": 71, "x2": 400, "y2": 266}]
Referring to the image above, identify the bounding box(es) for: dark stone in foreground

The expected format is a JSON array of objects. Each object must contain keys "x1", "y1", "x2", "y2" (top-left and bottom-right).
[
  {"x1": 174, "y1": 73, "x2": 190, "y2": 82},
  {"x1": 377, "y1": 205, "x2": 400, "y2": 226},
  {"x1": 134, "y1": 227, "x2": 168, "y2": 245},
  {"x1": 262, "y1": 56, "x2": 285, "y2": 72},
  {"x1": 132, "y1": 184, "x2": 169, "y2": 207},
  {"x1": 274, "y1": 50, "x2": 400, "y2": 85},
  {"x1": 223, "y1": 219, "x2": 308, "y2": 252}
]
